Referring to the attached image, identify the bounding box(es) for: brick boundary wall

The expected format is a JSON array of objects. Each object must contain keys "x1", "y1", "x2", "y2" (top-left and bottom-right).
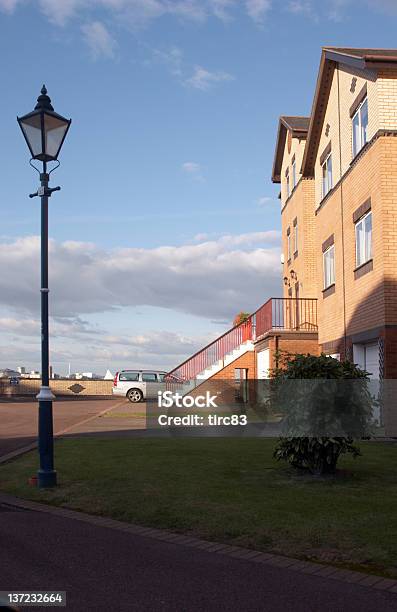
[{"x1": 0, "y1": 379, "x2": 113, "y2": 397}]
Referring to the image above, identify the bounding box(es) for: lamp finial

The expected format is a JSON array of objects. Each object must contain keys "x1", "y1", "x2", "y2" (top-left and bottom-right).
[{"x1": 35, "y1": 85, "x2": 54, "y2": 112}]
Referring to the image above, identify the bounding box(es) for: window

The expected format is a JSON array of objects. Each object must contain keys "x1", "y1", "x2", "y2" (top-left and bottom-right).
[
  {"x1": 292, "y1": 157, "x2": 297, "y2": 190},
  {"x1": 119, "y1": 371, "x2": 139, "y2": 381},
  {"x1": 352, "y1": 97, "x2": 368, "y2": 158},
  {"x1": 142, "y1": 372, "x2": 158, "y2": 382},
  {"x1": 321, "y1": 153, "x2": 333, "y2": 198},
  {"x1": 355, "y1": 211, "x2": 372, "y2": 267},
  {"x1": 285, "y1": 168, "x2": 290, "y2": 199},
  {"x1": 287, "y1": 229, "x2": 291, "y2": 261},
  {"x1": 293, "y1": 221, "x2": 298, "y2": 254},
  {"x1": 323, "y1": 245, "x2": 335, "y2": 289}
]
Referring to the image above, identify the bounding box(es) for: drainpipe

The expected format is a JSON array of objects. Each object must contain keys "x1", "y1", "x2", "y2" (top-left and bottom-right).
[
  {"x1": 275, "y1": 335, "x2": 280, "y2": 369},
  {"x1": 336, "y1": 64, "x2": 348, "y2": 357}
]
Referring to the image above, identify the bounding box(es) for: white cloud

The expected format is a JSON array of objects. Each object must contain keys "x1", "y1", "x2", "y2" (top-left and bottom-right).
[
  {"x1": 0, "y1": 315, "x2": 214, "y2": 372},
  {"x1": 0, "y1": 232, "x2": 281, "y2": 372},
  {"x1": 38, "y1": 0, "x2": 85, "y2": 25},
  {"x1": 151, "y1": 46, "x2": 184, "y2": 77},
  {"x1": 209, "y1": 0, "x2": 236, "y2": 21},
  {"x1": 0, "y1": 233, "x2": 281, "y2": 321},
  {"x1": 182, "y1": 161, "x2": 204, "y2": 181},
  {"x1": 0, "y1": 0, "x2": 20, "y2": 13},
  {"x1": 256, "y1": 196, "x2": 274, "y2": 206},
  {"x1": 245, "y1": 0, "x2": 271, "y2": 22},
  {"x1": 185, "y1": 65, "x2": 234, "y2": 90},
  {"x1": 81, "y1": 20, "x2": 117, "y2": 58},
  {"x1": 287, "y1": 0, "x2": 312, "y2": 14}
]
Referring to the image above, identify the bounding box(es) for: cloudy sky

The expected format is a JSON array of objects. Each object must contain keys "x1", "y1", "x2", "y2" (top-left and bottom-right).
[{"x1": 0, "y1": 0, "x2": 396, "y2": 375}]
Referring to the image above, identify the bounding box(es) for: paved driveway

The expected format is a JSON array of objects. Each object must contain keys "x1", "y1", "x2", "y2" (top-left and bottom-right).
[
  {"x1": 0, "y1": 398, "x2": 132, "y2": 458},
  {"x1": 0, "y1": 497, "x2": 396, "y2": 612}
]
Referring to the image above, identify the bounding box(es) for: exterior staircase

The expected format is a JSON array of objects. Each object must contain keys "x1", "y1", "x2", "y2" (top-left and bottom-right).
[
  {"x1": 167, "y1": 297, "x2": 318, "y2": 386},
  {"x1": 196, "y1": 340, "x2": 254, "y2": 381}
]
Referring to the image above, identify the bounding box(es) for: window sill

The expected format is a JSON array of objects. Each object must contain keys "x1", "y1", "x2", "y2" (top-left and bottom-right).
[
  {"x1": 316, "y1": 184, "x2": 337, "y2": 212},
  {"x1": 322, "y1": 284, "x2": 335, "y2": 298},
  {"x1": 350, "y1": 141, "x2": 369, "y2": 166},
  {"x1": 354, "y1": 258, "x2": 373, "y2": 279},
  {"x1": 293, "y1": 251, "x2": 298, "y2": 259}
]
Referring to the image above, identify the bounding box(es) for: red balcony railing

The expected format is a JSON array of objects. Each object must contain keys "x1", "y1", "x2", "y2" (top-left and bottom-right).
[
  {"x1": 167, "y1": 298, "x2": 317, "y2": 381},
  {"x1": 254, "y1": 298, "x2": 318, "y2": 338}
]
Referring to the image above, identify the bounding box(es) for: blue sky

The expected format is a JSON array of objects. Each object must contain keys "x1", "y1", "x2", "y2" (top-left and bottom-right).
[{"x1": 1, "y1": 0, "x2": 397, "y2": 375}]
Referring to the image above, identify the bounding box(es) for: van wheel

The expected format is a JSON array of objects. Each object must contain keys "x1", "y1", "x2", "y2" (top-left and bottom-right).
[{"x1": 127, "y1": 388, "x2": 143, "y2": 403}]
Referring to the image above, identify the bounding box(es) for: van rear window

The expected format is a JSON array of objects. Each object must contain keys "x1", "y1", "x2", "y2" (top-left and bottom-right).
[{"x1": 119, "y1": 372, "x2": 139, "y2": 381}]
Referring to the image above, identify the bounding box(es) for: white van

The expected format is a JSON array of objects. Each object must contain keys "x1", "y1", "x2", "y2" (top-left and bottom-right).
[{"x1": 112, "y1": 370, "x2": 168, "y2": 402}]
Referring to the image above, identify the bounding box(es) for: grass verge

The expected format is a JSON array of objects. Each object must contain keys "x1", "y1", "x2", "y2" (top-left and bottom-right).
[{"x1": 0, "y1": 438, "x2": 396, "y2": 577}]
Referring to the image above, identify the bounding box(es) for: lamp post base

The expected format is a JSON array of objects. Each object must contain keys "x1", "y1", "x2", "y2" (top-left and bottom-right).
[
  {"x1": 37, "y1": 469, "x2": 57, "y2": 488},
  {"x1": 36, "y1": 385, "x2": 57, "y2": 488}
]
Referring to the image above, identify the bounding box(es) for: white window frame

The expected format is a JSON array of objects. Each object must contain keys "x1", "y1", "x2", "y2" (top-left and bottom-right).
[
  {"x1": 323, "y1": 244, "x2": 335, "y2": 289},
  {"x1": 293, "y1": 222, "x2": 298, "y2": 254},
  {"x1": 292, "y1": 158, "x2": 297, "y2": 190},
  {"x1": 321, "y1": 153, "x2": 333, "y2": 199},
  {"x1": 352, "y1": 97, "x2": 368, "y2": 158},
  {"x1": 287, "y1": 230, "x2": 291, "y2": 261},
  {"x1": 286, "y1": 168, "x2": 290, "y2": 199},
  {"x1": 355, "y1": 210, "x2": 372, "y2": 268}
]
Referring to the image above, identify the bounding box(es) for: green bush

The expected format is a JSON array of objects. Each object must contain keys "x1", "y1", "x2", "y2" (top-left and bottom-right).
[{"x1": 272, "y1": 353, "x2": 375, "y2": 475}]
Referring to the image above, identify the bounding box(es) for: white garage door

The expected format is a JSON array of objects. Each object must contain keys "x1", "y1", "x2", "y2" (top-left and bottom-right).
[
  {"x1": 257, "y1": 349, "x2": 270, "y2": 379},
  {"x1": 353, "y1": 342, "x2": 379, "y2": 379},
  {"x1": 364, "y1": 343, "x2": 380, "y2": 379}
]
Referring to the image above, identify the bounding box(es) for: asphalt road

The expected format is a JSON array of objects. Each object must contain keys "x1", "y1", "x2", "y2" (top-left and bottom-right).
[
  {"x1": 0, "y1": 502, "x2": 396, "y2": 612},
  {"x1": 0, "y1": 399, "x2": 129, "y2": 458}
]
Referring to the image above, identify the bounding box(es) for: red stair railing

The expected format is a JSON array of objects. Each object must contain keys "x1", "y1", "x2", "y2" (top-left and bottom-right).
[
  {"x1": 167, "y1": 298, "x2": 317, "y2": 382},
  {"x1": 168, "y1": 317, "x2": 253, "y2": 382}
]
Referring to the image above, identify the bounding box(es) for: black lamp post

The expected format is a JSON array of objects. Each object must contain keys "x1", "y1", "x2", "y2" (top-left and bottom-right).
[{"x1": 18, "y1": 86, "x2": 71, "y2": 488}]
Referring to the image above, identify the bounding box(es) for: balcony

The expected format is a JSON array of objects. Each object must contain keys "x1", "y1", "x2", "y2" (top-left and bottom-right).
[
  {"x1": 254, "y1": 297, "x2": 318, "y2": 339},
  {"x1": 168, "y1": 298, "x2": 318, "y2": 382}
]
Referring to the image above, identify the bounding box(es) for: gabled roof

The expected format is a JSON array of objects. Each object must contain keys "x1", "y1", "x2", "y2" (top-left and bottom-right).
[
  {"x1": 271, "y1": 116, "x2": 310, "y2": 183},
  {"x1": 325, "y1": 47, "x2": 397, "y2": 61},
  {"x1": 301, "y1": 47, "x2": 397, "y2": 177}
]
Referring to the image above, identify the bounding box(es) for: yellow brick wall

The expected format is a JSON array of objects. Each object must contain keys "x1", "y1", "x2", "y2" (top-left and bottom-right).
[
  {"x1": 378, "y1": 68, "x2": 397, "y2": 130},
  {"x1": 281, "y1": 178, "x2": 317, "y2": 300},
  {"x1": 280, "y1": 134, "x2": 306, "y2": 206},
  {"x1": 315, "y1": 136, "x2": 386, "y2": 346},
  {"x1": 379, "y1": 135, "x2": 397, "y2": 324},
  {"x1": 314, "y1": 64, "x2": 379, "y2": 208},
  {"x1": 0, "y1": 378, "x2": 113, "y2": 397}
]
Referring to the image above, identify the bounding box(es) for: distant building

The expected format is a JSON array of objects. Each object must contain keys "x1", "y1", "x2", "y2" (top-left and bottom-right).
[
  {"x1": 17, "y1": 366, "x2": 26, "y2": 374},
  {"x1": 28, "y1": 371, "x2": 41, "y2": 379},
  {"x1": 0, "y1": 368, "x2": 20, "y2": 379}
]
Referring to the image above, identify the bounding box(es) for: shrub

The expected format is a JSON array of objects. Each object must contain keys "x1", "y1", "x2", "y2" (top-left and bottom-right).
[
  {"x1": 272, "y1": 353, "x2": 375, "y2": 475},
  {"x1": 233, "y1": 312, "x2": 250, "y2": 326}
]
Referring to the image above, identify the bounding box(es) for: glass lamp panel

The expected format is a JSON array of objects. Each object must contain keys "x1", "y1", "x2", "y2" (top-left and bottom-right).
[
  {"x1": 43, "y1": 113, "x2": 69, "y2": 159},
  {"x1": 20, "y1": 114, "x2": 43, "y2": 157}
]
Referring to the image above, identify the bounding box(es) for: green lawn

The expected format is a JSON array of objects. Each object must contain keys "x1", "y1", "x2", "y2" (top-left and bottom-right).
[{"x1": 1, "y1": 438, "x2": 396, "y2": 577}]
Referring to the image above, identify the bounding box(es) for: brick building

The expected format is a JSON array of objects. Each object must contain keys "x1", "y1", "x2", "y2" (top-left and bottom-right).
[
  {"x1": 274, "y1": 47, "x2": 397, "y2": 380},
  {"x1": 169, "y1": 47, "x2": 397, "y2": 386}
]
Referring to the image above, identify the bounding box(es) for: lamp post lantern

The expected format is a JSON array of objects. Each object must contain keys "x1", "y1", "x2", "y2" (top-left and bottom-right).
[{"x1": 18, "y1": 86, "x2": 71, "y2": 488}]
